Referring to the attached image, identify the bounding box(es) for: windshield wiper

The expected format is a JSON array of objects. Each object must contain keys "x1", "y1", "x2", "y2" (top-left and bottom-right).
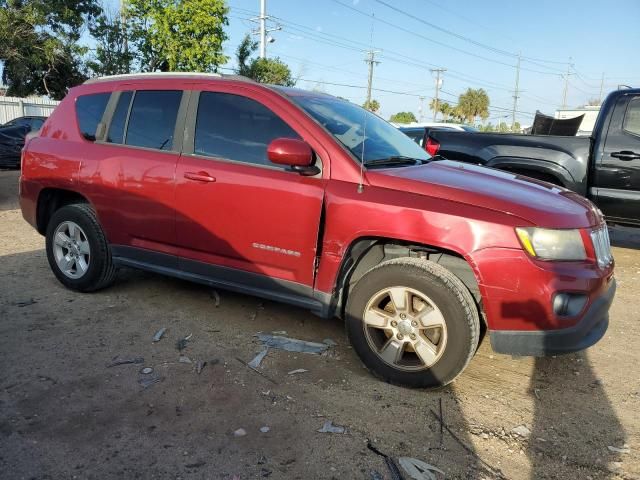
[{"x1": 364, "y1": 156, "x2": 423, "y2": 168}]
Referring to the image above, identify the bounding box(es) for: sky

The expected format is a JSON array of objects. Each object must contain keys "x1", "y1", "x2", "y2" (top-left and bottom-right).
[{"x1": 205, "y1": 0, "x2": 640, "y2": 126}]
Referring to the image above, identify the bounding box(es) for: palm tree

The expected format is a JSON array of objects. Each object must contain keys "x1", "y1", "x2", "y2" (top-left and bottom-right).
[
  {"x1": 457, "y1": 88, "x2": 490, "y2": 124},
  {"x1": 439, "y1": 102, "x2": 452, "y2": 121}
]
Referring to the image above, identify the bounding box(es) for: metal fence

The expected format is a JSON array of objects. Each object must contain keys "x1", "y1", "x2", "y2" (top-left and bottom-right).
[{"x1": 0, "y1": 96, "x2": 60, "y2": 124}]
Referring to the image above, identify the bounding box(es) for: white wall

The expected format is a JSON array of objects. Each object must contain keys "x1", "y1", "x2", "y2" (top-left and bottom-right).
[{"x1": 0, "y1": 96, "x2": 59, "y2": 124}]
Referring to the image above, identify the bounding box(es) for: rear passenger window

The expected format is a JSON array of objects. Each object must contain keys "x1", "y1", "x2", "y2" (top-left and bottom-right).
[
  {"x1": 107, "y1": 91, "x2": 133, "y2": 144},
  {"x1": 623, "y1": 97, "x2": 640, "y2": 136},
  {"x1": 125, "y1": 90, "x2": 182, "y2": 150},
  {"x1": 194, "y1": 92, "x2": 300, "y2": 166},
  {"x1": 76, "y1": 93, "x2": 110, "y2": 140}
]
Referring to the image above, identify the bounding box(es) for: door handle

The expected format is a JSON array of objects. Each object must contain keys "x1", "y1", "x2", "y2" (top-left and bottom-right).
[
  {"x1": 184, "y1": 171, "x2": 216, "y2": 182},
  {"x1": 611, "y1": 150, "x2": 640, "y2": 161}
]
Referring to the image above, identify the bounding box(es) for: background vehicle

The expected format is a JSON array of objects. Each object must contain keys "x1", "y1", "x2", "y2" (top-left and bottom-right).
[
  {"x1": 426, "y1": 89, "x2": 640, "y2": 226},
  {"x1": 400, "y1": 125, "x2": 477, "y2": 150},
  {"x1": 19, "y1": 73, "x2": 615, "y2": 389},
  {"x1": 0, "y1": 116, "x2": 47, "y2": 169}
]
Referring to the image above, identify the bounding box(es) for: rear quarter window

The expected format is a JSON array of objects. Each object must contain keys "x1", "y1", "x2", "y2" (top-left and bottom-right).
[
  {"x1": 623, "y1": 97, "x2": 640, "y2": 136},
  {"x1": 76, "y1": 93, "x2": 110, "y2": 140}
]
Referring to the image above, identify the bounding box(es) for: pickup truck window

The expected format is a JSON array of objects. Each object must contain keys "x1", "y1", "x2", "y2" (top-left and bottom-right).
[
  {"x1": 289, "y1": 95, "x2": 430, "y2": 164},
  {"x1": 107, "y1": 91, "x2": 133, "y2": 144},
  {"x1": 125, "y1": 90, "x2": 182, "y2": 150},
  {"x1": 76, "y1": 93, "x2": 110, "y2": 141},
  {"x1": 623, "y1": 97, "x2": 640, "y2": 136},
  {"x1": 194, "y1": 92, "x2": 300, "y2": 167}
]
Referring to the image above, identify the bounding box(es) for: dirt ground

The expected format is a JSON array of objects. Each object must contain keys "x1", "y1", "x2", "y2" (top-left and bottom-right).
[{"x1": 0, "y1": 169, "x2": 638, "y2": 480}]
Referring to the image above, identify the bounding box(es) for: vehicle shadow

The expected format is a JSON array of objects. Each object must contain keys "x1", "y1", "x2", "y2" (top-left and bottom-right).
[{"x1": 0, "y1": 170, "x2": 20, "y2": 211}]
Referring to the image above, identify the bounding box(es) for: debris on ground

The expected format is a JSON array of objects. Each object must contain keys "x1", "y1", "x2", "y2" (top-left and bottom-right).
[
  {"x1": 185, "y1": 461, "x2": 206, "y2": 469},
  {"x1": 106, "y1": 356, "x2": 144, "y2": 368},
  {"x1": 236, "y1": 356, "x2": 278, "y2": 384},
  {"x1": 138, "y1": 376, "x2": 163, "y2": 389},
  {"x1": 287, "y1": 369, "x2": 308, "y2": 375},
  {"x1": 260, "y1": 426, "x2": 270, "y2": 433},
  {"x1": 511, "y1": 425, "x2": 531, "y2": 438},
  {"x1": 317, "y1": 420, "x2": 345, "y2": 434},
  {"x1": 195, "y1": 360, "x2": 206, "y2": 374},
  {"x1": 367, "y1": 442, "x2": 403, "y2": 480},
  {"x1": 271, "y1": 330, "x2": 287, "y2": 335},
  {"x1": 608, "y1": 444, "x2": 630, "y2": 454},
  {"x1": 139, "y1": 367, "x2": 153, "y2": 375},
  {"x1": 256, "y1": 334, "x2": 329, "y2": 354},
  {"x1": 210, "y1": 289, "x2": 221, "y2": 307},
  {"x1": 179, "y1": 355, "x2": 192, "y2": 364},
  {"x1": 370, "y1": 471, "x2": 384, "y2": 480},
  {"x1": 322, "y1": 338, "x2": 337, "y2": 346},
  {"x1": 12, "y1": 298, "x2": 37, "y2": 307},
  {"x1": 248, "y1": 348, "x2": 269, "y2": 369},
  {"x1": 399, "y1": 457, "x2": 446, "y2": 480},
  {"x1": 233, "y1": 428, "x2": 247, "y2": 437},
  {"x1": 152, "y1": 327, "x2": 167, "y2": 342},
  {"x1": 176, "y1": 333, "x2": 192, "y2": 351}
]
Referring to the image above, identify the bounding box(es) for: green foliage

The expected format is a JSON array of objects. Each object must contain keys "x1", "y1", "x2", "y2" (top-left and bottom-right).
[
  {"x1": 126, "y1": 0, "x2": 229, "y2": 72},
  {"x1": 363, "y1": 99, "x2": 380, "y2": 112},
  {"x1": 87, "y1": 10, "x2": 134, "y2": 76},
  {"x1": 438, "y1": 102, "x2": 452, "y2": 120},
  {"x1": 512, "y1": 121, "x2": 521, "y2": 132},
  {"x1": 235, "y1": 34, "x2": 295, "y2": 86},
  {"x1": 0, "y1": 0, "x2": 98, "y2": 98},
  {"x1": 457, "y1": 88, "x2": 490, "y2": 123},
  {"x1": 389, "y1": 111, "x2": 417, "y2": 124}
]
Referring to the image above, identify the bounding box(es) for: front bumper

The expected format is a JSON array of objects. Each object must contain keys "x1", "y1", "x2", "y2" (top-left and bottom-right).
[{"x1": 489, "y1": 277, "x2": 616, "y2": 356}]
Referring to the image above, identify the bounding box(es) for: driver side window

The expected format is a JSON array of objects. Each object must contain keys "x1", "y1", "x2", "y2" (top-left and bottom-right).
[{"x1": 194, "y1": 92, "x2": 301, "y2": 167}]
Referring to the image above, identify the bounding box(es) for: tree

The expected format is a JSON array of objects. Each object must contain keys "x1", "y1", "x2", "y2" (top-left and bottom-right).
[
  {"x1": 87, "y1": 9, "x2": 134, "y2": 76},
  {"x1": 126, "y1": 0, "x2": 229, "y2": 72},
  {"x1": 457, "y1": 88, "x2": 490, "y2": 124},
  {"x1": 511, "y1": 121, "x2": 521, "y2": 133},
  {"x1": 389, "y1": 111, "x2": 417, "y2": 124},
  {"x1": 363, "y1": 99, "x2": 380, "y2": 113},
  {"x1": 439, "y1": 102, "x2": 452, "y2": 121},
  {"x1": 235, "y1": 34, "x2": 296, "y2": 86},
  {"x1": 0, "y1": 0, "x2": 100, "y2": 98}
]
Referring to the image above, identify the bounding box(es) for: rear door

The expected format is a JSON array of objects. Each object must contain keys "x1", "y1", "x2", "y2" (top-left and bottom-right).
[
  {"x1": 594, "y1": 94, "x2": 640, "y2": 225},
  {"x1": 173, "y1": 87, "x2": 326, "y2": 296}
]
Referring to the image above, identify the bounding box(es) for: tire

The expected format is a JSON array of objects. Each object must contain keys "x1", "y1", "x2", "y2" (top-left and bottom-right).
[
  {"x1": 45, "y1": 203, "x2": 116, "y2": 292},
  {"x1": 345, "y1": 257, "x2": 480, "y2": 389}
]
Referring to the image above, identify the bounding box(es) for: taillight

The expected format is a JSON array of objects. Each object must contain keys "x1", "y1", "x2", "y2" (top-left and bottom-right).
[{"x1": 426, "y1": 137, "x2": 440, "y2": 156}]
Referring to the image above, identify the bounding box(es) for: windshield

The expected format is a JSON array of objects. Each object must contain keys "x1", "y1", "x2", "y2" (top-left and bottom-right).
[{"x1": 288, "y1": 94, "x2": 431, "y2": 165}]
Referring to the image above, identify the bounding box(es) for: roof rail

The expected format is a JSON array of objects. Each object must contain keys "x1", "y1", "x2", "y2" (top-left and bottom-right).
[{"x1": 84, "y1": 72, "x2": 254, "y2": 85}]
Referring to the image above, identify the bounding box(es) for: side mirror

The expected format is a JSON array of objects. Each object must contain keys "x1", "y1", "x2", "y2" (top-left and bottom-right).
[{"x1": 267, "y1": 138, "x2": 320, "y2": 176}]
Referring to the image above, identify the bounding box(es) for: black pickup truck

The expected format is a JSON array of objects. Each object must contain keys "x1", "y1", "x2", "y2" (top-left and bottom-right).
[{"x1": 426, "y1": 89, "x2": 640, "y2": 226}]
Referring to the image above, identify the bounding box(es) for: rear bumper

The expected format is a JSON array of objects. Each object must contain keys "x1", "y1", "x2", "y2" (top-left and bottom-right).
[{"x1": 489, "y1": 277, "x2": 616, "y2": 356}]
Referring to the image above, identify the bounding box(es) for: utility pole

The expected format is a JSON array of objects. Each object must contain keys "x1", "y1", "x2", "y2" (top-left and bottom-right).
[
  {"x1": 562, "y1": 58, "x2": 573, "y2": 108},
  {"x1": 511, "y1": 53, "x2": 521, "y2": 128},
  {"x1": 120, "y1": 0, "x2": 129, "y2": 71},
  {"x1": 250, "y1": 0, "x2": 281, "y2": 59},
  {"x1": 430, "y1": 68, "x2": 446, "y2": 121},
  {"x1": 599, "y1": 72, "x2": 605, "y2": 104},
  {"x1": 418, "y1": 96, "x2": 425, "y2": 122},
  {"x1": 364, "y1": 50, "x2": 380, "y2": 108}
]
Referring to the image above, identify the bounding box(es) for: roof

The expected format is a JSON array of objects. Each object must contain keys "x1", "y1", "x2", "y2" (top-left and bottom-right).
[{"x1": 83, "y1": 72, "x2": 254, "y2": 85}]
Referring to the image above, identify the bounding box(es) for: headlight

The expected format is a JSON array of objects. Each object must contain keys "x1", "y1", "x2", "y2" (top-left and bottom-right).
[{"x1": 515, "y1": 227, "x2": 586, "y2": 261}]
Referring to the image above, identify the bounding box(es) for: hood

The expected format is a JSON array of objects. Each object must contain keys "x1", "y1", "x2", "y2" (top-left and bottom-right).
[{"x1": 367, "y1": 160, "x2": 601, "y2": 228}]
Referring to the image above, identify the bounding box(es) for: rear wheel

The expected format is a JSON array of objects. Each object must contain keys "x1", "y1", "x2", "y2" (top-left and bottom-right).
[
  {"x1": 45, "y1": 203, "x2": 116, "y2": 292},
  {"x1": 346, "y1": 257, "x2": 479, "y2": 388}
]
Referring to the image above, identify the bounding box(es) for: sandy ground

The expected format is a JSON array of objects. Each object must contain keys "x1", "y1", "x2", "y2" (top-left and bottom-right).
[{"x1": 0, "y1": 170, "x2": 638, "y2": 480}]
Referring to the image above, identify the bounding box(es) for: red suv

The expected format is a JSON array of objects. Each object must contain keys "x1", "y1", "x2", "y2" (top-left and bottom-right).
[{"x1": 19, "y1": 73, "x2": 615, "y2": 388}]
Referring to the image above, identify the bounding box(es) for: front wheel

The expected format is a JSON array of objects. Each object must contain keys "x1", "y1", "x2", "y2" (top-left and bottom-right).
[{"x1": 345, "y1": 257, "x2": 480, "y2": 388}]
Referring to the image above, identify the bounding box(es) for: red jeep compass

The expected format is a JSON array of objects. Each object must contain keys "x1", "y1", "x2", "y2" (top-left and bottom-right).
[{"x1": 19, "y1": 73, "x2": 615, "y2": 388}]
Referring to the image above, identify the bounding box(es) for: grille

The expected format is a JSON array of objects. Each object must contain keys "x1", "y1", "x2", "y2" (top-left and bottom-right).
[{"x1": 590, "y1": 225, "x2": 613, "y2": 268}]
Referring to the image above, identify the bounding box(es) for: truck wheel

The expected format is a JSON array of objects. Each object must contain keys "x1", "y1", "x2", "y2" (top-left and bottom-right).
[
  {"x1": 45, "y1": 203, "x2": 116, "y2": 292},
  {"x1": 345, "y1": 257, "x2": 480, "y2": 388}
]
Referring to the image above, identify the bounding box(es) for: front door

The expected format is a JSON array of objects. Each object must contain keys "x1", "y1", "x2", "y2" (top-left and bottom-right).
[
  {"x1": 174, "y1": 89, "x2": 326, "y2": 295},
  {"x1": 594, "y1": 94, "x2": 640, "y2": 225}
]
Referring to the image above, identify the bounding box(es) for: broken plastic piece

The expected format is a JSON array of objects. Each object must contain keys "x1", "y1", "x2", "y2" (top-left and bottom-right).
[
  {"x1": 317, "y1": 420, "x2": 345, "y2": 434},
  {"x1": 195, "y1": 360, "x2": 206, "y2": 374},
  {"x1": 176, "y1": 333, "x2": 192, "y2": 351},
  {"x1": 179, "y1": 356, "x2": 192, "y2": 364},
  {"x1": 287, "y1": 369, "x2": 308, "y2": 375},
  {"x1": 256, "y1": 334, "x2": 329, "y2": 354},
  {"x1": 140, "y1": 367, "x2": 154, "y2": 375},
  {"x1": 138, "y1": 376, "x2": 162, "y2": 389},
  {"x1": 260, "y1": 426, "x2": 270, "y2": 433},
  {"x1": 210, "y1": 290, "x2": 220, "y2": 307},
  {"x1": 608, "y1": 444, "x2": 630, "y2": 454},
  {"x1": 399, "y1": 457, "x2": 445, "y2": 480},
  {"x1": 248, "y1": 349, "x2": 269, "y2": 368},
  {"x1": 106, "y1": 356, "x2": 144, "y2": 368},
  {"x1": 153, "y1": 327, "x2": 167, "y2": 342},
  {"x1": 233, "y1": 428, "x2": 247, "y2": 437}
]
